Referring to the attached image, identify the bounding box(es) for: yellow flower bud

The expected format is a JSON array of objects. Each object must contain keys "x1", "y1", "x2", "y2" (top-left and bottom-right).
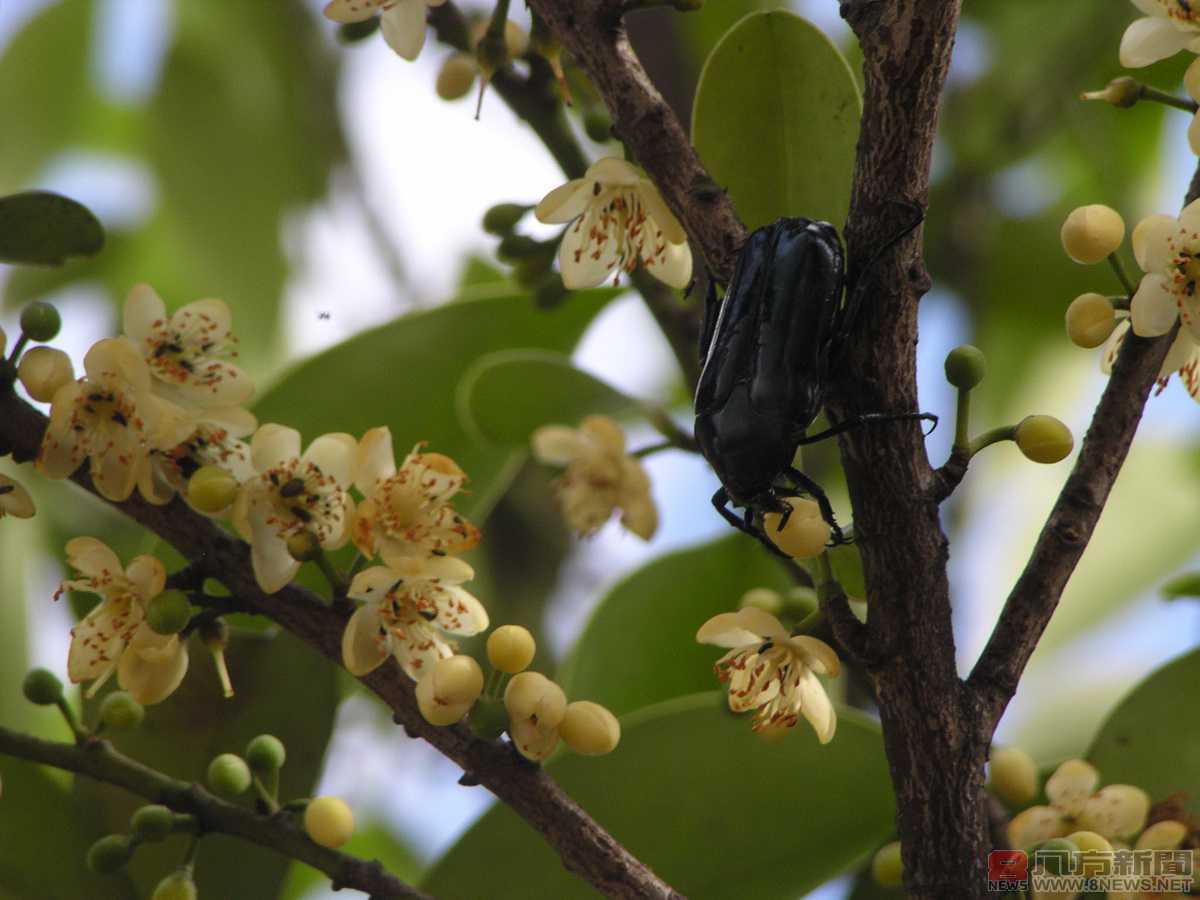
[
  {"x1": 504, "y1": 671, "x2": 566, "y2": 761},
  {"x1": 1135, "y1": 819, "x2": 1187, "y2": 851},
  {"x1": 558, "y1": 701, "x2": 620, "y2": 756},
  {"x1": 304, "y1": 796, "x2": 355, "y2": 849},
  {"x1": 1008, "y1": 806, "x2": 1068, "y2": 849},
  {"x1": 1077, "y1": 784, "x2": 1150, "y2": 840},
  {"x1": 151, "y1": 870, "x2": 198, "y2": 900},
  {"x1": 987, "y1": 747, "x2": 1039, "y2": 808},
  {"x1": 1061, "y1": 205, "x2": 1125, "y2": 265},
  {"x1": 871, "y1": 841, "x2": 904, "y2": 888},
  {"x1": 1015, "y1": 415, "x2": 1074, "y2": 464},
  {"x1": 436, "y1": 53, "x2": 477, "y2": 101},
  {"x1": 415, "y1": 655, "x2": 483, "y2": 726},
  {"x1": 17, "y1": 346, "x2": 74, "y2": 402},
  {"x1": 487, "y1": 625, "x2": 536, "y2": 674},
  {"x1": 762, "y1": 498, "x2": 829, "y2": 559},
  {"x1": 1065, "y1": 293, "x2": 1117, "y2": 348},
  {"x1": 738, "y1": 587, "x2": 784, "y2": 615},
  {"x1": 187, "y1": 465, "x2": 239, "y2": 514},
  {"x1": 1066, "y1": 830, "x2": 1112, "y2": 854}
]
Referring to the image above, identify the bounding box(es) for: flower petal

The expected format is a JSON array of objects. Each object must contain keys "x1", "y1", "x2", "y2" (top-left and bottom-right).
[
  {"x1": 1120, "y1": 16, "x2": 1195, "y2": 67},
  {"x1": 531, "y1": 425, "x2": 587, "y2": 465},
  {"x1": 587, "y1": 157, "x2": 641, "y2": 187},
  {"x1": 84, "y1": 337, "x2": 150, "y2": 395},
  {"x1": 323, "y1": 0, "x2": 384, "y2": 23},
  {"x1": 348, "y1": 566, "x2": 402, "y2": 601},
  {"x1": 1130, "y1": 274, "x2": 1178, "y2": 337},
  {"x1": 118, "y1": 627, "x2": 188, "y2": 705},
  {"x1": 250, "y1": 526, "x2": 300, "y2": 594},
  {"x1": 428, "y1": 584, "x2": 489, "y2": 635},
  {"x1": 559, "y1": 213, "x2": 618, "y2": 289},
  {"x1": 637, "y1": 180, "x2": 687, "y2": 245},
  {"x1": 1131, "y1": 214, "x2": 1177, "y2": 273},
  {"x1": 342, "y1": 604, "x2": 391, "y2": 676},
  {"x1": 66, "y1": 537, "x2": 124, "y2": 580},
  {"x1": 796, "y1": 669, "x2": 836, "y2": 744},
  {"x1": 302, "y1": 432, "x2": 358, "y2": 487},
  {"x1": 380, "y1": 0, "x2": 428, "y2": 61},
  {"x1": 644, "y1": 238, "x2": 693, "y2": 289},
  {"x1": 356, "y1": 426, "x2": 396, "y2": 492},
  {"x1": 789, "y1": 635, "x2": 841, "y2": 677},
  {"x1": 123, "y1": 283, "x2": 166, "y2": 346},
  {"x1": 251, "y1": 424, "x2": 301, "y2": 472},
  {"x1": 0, "y1": 475, "x2": 35, "y2": 518},
  {"x1": 534, "y1": 179, "x2": 591, "y2": 224},
  {"x1": 125, "y1": 555, "x2": 166, "y2": 601},
  {"x1": 68, "y1": 597, "x2": 141, "y2": 683}
]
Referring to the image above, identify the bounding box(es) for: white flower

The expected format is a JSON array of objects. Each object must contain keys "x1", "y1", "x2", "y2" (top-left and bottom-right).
[
  {"x1": 696, "y1": 606, "x2": 840, "y2": 743},
  {"x1": 233, "y1": 425, "x2": 358, "y2": 594},
  {"x1": 1101, "y1": 319, "x2": 1200, "y2": 402},
  {"x1": 323, "y1": 0, "x2": 447, "y2": 61},
  {"x1": 0, "y1": 473, "x2": 35, "y2": 519},
  {"x1": 535, "y1": 157, "x2": 692, "y2": 289},
  {"x1": 59, "y1": 537, "x2": 187, "y2": 704},
  {"x1": 123, "y1": 283, "x2": 252, "y2": 410},
  {"x1": 352, "y1": 428, "x2": 480, "y2": 567},
  {"x1": 1119, "y1": 0, "x2": 1200, "y2": 68},
  {"x1": 531, "y1": 415, "x2": 658, "y2": 540},
  {"x1": 1128, "y1": 201, "x2": 1200, "y2": 341},
  {"x1": 341, "y1": 559, "x2": 488, "y2": 679},
  {"x1": 37, "y1": 338, "x2": 174, "y2": 502}
]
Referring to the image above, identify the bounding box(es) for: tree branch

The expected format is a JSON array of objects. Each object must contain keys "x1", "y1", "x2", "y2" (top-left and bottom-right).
[
  {"x1": 0, "y1": 725, "x2": 428, "y2": 899},
  {"x1": 0, "y1": 392, "x2": 681, "y2": 900}
]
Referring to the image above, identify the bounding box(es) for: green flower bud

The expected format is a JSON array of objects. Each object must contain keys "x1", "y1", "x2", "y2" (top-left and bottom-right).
[
  {"x1": 19, "y1": 301, "x2": 62, "y2": 343},
  {"x1": 285, "y1": 530, "x2": 321, "y2": 562},
  {"x1": 497, "y1": 234, "x2": 542, "y2": 262},
  {"x1": 86, "y1": 835, "x2": 134, "y2": 874},
  {"x1": 338, "y1": 17, "x2": 380, "y2": 43},
  {"x1": 98, "y1": 691, "x2": 144, "y2": 730},
  {"x1": 1061, "y1": 205, "x2": 1125, "y2": 265},
  {"x1": 207, "y1": 753, "x2": 252, "y2": 797},
  {"x1": 22, "y1": 668, "x2": 63, "y2": 705},
  {"x1": 145, "y1": 590, "x2": 192, "y2": 635},
  {"x1": 1015, "y1": 415, "x2": 1074, "y2": 464},
  {"x1": 1033, "y1": 837, "x2": 1079, "y2": 875},
  {"x1": 482, "y1": 203, "x2": 529, "y2": 236},
  {"x1": 1065, "y1": 293, "x2": 1117, "y2": 349},
  {"x1": 944, "y1": 344, "x2": 986, "y2": 390},
  {"x1": 150, "y1": 869, "x2": 197, "y2": 900},
  {"x1": 130, "y1": 805, "x2": 175, "y2": 842},
  {"x1": 583, "y1": 110, "x2": 613, "y2": 143},
  {"x1": 186, "y1": 464, "x2": 239, "y2": 514},
  {"x1": 245, "y1": 734, "x2": 287, "y2": 774},
  {"x1": 871, "y1": 841, "x2": 904, "y2": 888}
]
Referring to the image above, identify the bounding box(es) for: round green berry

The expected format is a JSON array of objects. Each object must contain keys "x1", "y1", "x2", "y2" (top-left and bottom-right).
[
  {"x1": 206, "y1": 753, "x2": 252, "y2": 797},
  {"x1": 22, "y1": 668, "x2": 63, "y2": 705},
  {"x1": 130, "y1": 805, "x2": 175, "y2": 842},
  {"x1": 1033, "y1": 837, "x2": 1079, "y2": 875},
  {"x1": 482, "y1": 203, "x2": 528, "y2": 236},
  {"x1": 944, "y1": 345, "x2": 986, "y2": 390},
  {"x1": 497, "y1": 234, "x2": 541, "y2": 262},
  {"x1": 1015, "y1": 415, "x2": 1074, "y2": 464},
  {"x1": 245, "y1": 734, "x2": 286, "y2": 774},
  {"x1": 150, "y1": 870, "x2": 197, "y2": 900},
  {"x1": 19, "y1": 301, "x2": 62, "y2": 342},
  {"x1": 145, "y1": 590, "x2": 192, "y2": 635},
  {"x1": 186, "y1": 465, "x2": 239, "y2": 514},
  {"x1": 871, "y1": 840, "x2": 904, "y2": 888},
  {"x1": 86, "y1": 835, "x2": 134, "y2": 874},
  {"x1": 98, "y1": 691, "x2": 144, "y2": 730},
  {"x1": 304, "y1": 796, "x2": 355, "y2": 849},
  {"x1": 285, "y1": 530, "x2": 320, "y2": 562},
  {"x1": 583, "y1": 110, "x2": 613, "y2": 143}
]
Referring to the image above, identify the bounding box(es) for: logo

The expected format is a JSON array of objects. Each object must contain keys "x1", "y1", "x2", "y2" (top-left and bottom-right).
[{"x1": 988, "y1": 850, "x2": 1029, "y2": 890}]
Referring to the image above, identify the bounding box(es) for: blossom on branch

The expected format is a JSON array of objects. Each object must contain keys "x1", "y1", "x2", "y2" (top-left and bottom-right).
[
  {"x1": 1102, "y1": 320, "x2": 1200, "y2": 401},
  {"x1": 1128, "y1": 200, "x2": 1200, "y2": 341},
  {"x1": 323, "y1": 0, "x2": 446, "y2": 61},
  {"x1": 535, "y1": 157, "x2": 692, "y2": 289},
  {"x1": 1119, "y1": 0, "x2": 1200, "y2": 68}
]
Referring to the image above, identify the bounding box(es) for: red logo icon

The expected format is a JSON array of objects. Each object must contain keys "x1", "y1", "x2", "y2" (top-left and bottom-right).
[{"x1": 989, "y1": 850, "x2": 1028, "y2": 882}]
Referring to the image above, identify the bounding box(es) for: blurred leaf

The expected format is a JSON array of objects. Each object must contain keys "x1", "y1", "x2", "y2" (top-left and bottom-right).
[
  {"x1": 457, "y1": 350, "x2": 638, "y2": 446},
  {"x1": 1087, "y1": 648, "x2": 1200, "y2": 818},
  {"x1": 280, "y1": 820, "x2": 423, "y2": 899},
  {"x1": 814, "y1": 542, "x2": 867, "y2": 602},
  {"x1": 0, "y1": 0, "x2": 92, "y2": 193},
  {"x1": 253, "y1": 289, "x2": 616, "y2": 522},
  {"x1": 678, "y1": 0, "x2": 776, "y2": 61},
  {"x1": 73, "y1": 629, "x2": 339, "y2": 899},
  {"x1": 692, "y1": 11, "x2": 861, "y2": 230},
  {"x1": 1160, "y1": 572, "x2": 1200, "y2": 600},
  {"x1": 0, "y1": 191, "x2": 103, "y2": 265},
  {"x1": 424, "y1": 693, "x2": 893, "y2": 900},
  {"x1": 556, "y1": 534, "x2": 792, "y2": 716}
]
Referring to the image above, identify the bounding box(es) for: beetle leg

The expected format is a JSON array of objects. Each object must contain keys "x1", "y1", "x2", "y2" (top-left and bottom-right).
[
  {"x1": 782, "y1": 468, "x2": 846, "y2": 545},
  {"x1": 711, "y1": 487, "x2": 754, "y2": 536},
  {"x1": 836, "y1": 201, "x2": 926, "y2": 348},
  {"x1": 794, "y1": 411, "x2": 938, "y2": 446}
]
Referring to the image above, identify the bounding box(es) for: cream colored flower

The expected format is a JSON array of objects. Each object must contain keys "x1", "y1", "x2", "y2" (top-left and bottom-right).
[
  {"x1": 1101, "y1": 320, "x2": 1200, "y2": 402},
  {"x1": 139, "y1": 407, "x2": 257, "y2": 508},
  {"x1": 531, "y1": 415, "x2": 657, "y2": 540},
  {"x1": 0, "y1": 473, "x2": 35, "y2": 519},
  {"x1": 1128, "y1": 201, "x2": 1200, "y2": 341},
  {"x1": 341, "y1": 558, "x2": 488, "y2": 679},
  {"x1": 696, "y1": 606, "x2": 840, "y2": 743},
  {"x1": 233, "y1": 425, "x2": 358, "y2": 593},
  {"x1": 1120, "y1": 1, "x2": 1200, "y2": 68},
  {"x1": 59, "y1": 537, "x2": 180, "y2": 702},
  {"x1": 351, "y1": 428, "x2": 480, "y2": 567},
  {"x1": 1007, "y1": 759, "x2": 1150, "y2": 848},
  {"x1": 535, "y1": 157, "x2": 692, "y2": 289},
  {"x1": 323, "y1": 0, "x2": 447, "y2": 61},
  {"x1": 37, "y1": 337, "x2": 173, "y2": 502}
]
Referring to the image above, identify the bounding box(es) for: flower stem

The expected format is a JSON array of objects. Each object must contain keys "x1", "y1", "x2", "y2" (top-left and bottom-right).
[
  {"x1": 1108, "y1": 253, "x2": 1136, "y2": 297},
  {"x1": 345, "y1": 552, "x2": 367, "y2": 582},
  {"x1": 55, "y1": 696, "x2": 88, "y2": 744},
  {"x1": 967, "y1": 425, "x2": 1018, "y2": 457},
  {"x1": 637, "y1": 401, "x2": 700, "y2": 453},
  {"x1": 7, "y1": 333, "x2": 29, "y2": 365},
  {"x1": 312, "y1": 549, "x2": 346, "y2": 596},
  {"x1": 1139, "y1": 84, "x2": 1199, "y2": 114},
  {"x1": 251, "y1": 774, "x2": 280, "y2": 814},
  {"x1": 953, "y1": 386, "x2": 972, "y2": 455}
]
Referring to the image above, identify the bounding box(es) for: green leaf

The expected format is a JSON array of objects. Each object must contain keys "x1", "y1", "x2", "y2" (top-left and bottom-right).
[
  {"x1": 253, "y1": 289, "x2": 615, "y2": 522},
  {"x1": 1087, "y1": 648, "x2": 1200, "y2": 818},
  {"x1": 1160, "y1": 572, "x2": 1200, "y2": 600},
  {"x1": 457, "y1": 350, "x2": 638, "y2": 446},
  {"x1": 0, "y1": 191, "x2": 104, "y2": 265},
  {"x1": 423, "y1": 693, "x2": 893, "y2": 899},
  {"x1": 557, "y1": 534, "x2": 793, "y2": 716},
  {"x1": 691, "y1": 11, "x2": 861, "y2": 230}
]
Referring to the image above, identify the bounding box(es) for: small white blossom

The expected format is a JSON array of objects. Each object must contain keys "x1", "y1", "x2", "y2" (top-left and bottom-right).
[
  {"x1": 535, "y1": 157, "x2": 692, "y2": 289},
  {"x1": 1102, "y1": 320, "x2": 1200, "y2": 402},
  {"x1": 323, "y1": 0, "x2": 447, "y2": 61},
  {"x1": 1120, "y1": 0, "x2": 1200, "y2": 68},
  {"x1": 140, "y1": 407, "x2": 257, "y2": 507}
]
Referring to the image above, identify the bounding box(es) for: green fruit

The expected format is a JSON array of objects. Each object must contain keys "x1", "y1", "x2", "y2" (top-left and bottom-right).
[
  {"x1": 22, "y1": 668, "x2": 63, "y2": 705},
  {"x1": 1033, "y1": 837, "x2": 1079, "y2": 875},
  {"x1": 944, "y1": 344, "x2": 986, "y2": 390},
  {"x1": 146, "y1": 590, "x2": 192, "y2": 635},
  {"x1": 186, "y1": 465, "x2": 239, "y2": 514},
  {"x1": 19, "y1": 301, "x2": 62, "y2": 342},
  {"x1": 871, "y1": 840, "x2": 904, "y2": 888},
  {"x1": 1014, "y1": 415, "x2": 1074, "y2": 464},
  {"x1": 245, "y1": 734, "x2": 286, "y2": 774},
  {"x1": 583, "y1": 110, "x2": 613, "y2": 143},
  {"x1": 98, "y1": 691, "x2": 144, "y2": 730},
  {"x1": 86, "y1": 835, "x2": 134, "y2": 874},
  {"x1": 206, "y1": 753, "x2": 252, "y2": 797},
  {"x1": 130, "y1": 805, "x2": 175, "y2": 841},
  {"x1": 151, "y1": 870, "x2": 197, "y2": 900}
]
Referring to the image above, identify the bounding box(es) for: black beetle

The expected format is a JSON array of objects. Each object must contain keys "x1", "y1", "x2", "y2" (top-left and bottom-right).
[{"x1": 694, "y1": 215, "x2": 933, "y2": 553}]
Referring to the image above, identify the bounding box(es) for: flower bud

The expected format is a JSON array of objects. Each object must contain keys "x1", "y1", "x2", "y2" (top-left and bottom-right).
[
  {"x1": 1077, "y1": 784, "x2": 1150, "y2": 839},
  {"x1": 130, "y1": 805, "x2": 175, "y2": 841},
  {"x1": 1136, "y1": 819, "x2": 1187, "y2": 850},
  {"x1": 151, "y1": 870, "x2": 197, "y2": 900},
  {"x1": 285, "y1": 530, "x2": 321, "y2": 562},
  {"x1": 146, "y1": 590, "x2": 192, "y2": 635},
  {"x1": 98, "y1": 691, "x2": 144, "y2": 730},
  {"x1": 207, "y1": 753, "x2": 251, "y2": 797},
  {"x1": 1061, "y1": 205, "x2": 1125, "y2": 265},
  {"x1": 987, "y1": 747, "x2": 1039, "y2": 808},
  {"x1": 1081, "y1": 77, "x2": 1142, "y2": 108},
  {"x1": 304, "y1": 796, "x2": 355, "y2": 849},
  {"x1": 944, "y1": 344, "x2": 987, "y2": 390},
  {"x1": 22, "y1": 668, "x2": 63, "y2": 705},
  {"x1": 487, "y1": 625, "x2": 536, "y2": 674},
  {"x1": 558, "y1": 701, "x2": 620, "y2": 755},
  {"x1": 761, "y1": 499, "x2": 829, "y2": 559},
  {"x1": 86, "y1": 834, "x2": 134, "y2": 874},
  {"x1": 504, "y1": 671, "x2": 567, "y2": 761},
  {"x1": 1065, "y1": 293, "x2": 1117, "y2": 348},
  {"x1": 738, "y1": 588, "x2": 783, "y2": 615},
  {"x1": 186, "y1": 465, "x2": 239, "y2": 514},
  {"x1": 482, "y1": 203, "x2": 529, "y2": 237},
  {"x1": 17, "y1": 346, "x2": 74, "y2": 402},
  {"x1": 245, "y1": 734, "x2": 286, "y2": 774},
  {"x1": 1008, "y1": 806, "x2": 1068, "y2": 849},
  {"x1": 871, "y1": 841, "x2": 904, "y2": 888},
  {"x1": 19, "y1": 301, "x2": 62, "y2": 342},
  {"x1": 1033, "y1": 837, "x2": 1079, "y2": 875},
  {"x1": 436, "y1": 53, "x2": 477, "y2": 101},
  {"x1": 426, "y1": 655, "x2": 484, "y2": 706},
  {"x1": 416, "y1": 675, "x2": 473, "y2": 727},
  {"x1": 1065, "y1": 830, "x2": 1112, "y2": 854},
  {"x1": 1015, "y1": 415, "x2": 1074, "y2": 464},
  {"x1": 583, "y1": 110, "x2": 612, "y2": 143},
  {"x1": 497, "y1": 234, "x2": 542, "y2": 262}
]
